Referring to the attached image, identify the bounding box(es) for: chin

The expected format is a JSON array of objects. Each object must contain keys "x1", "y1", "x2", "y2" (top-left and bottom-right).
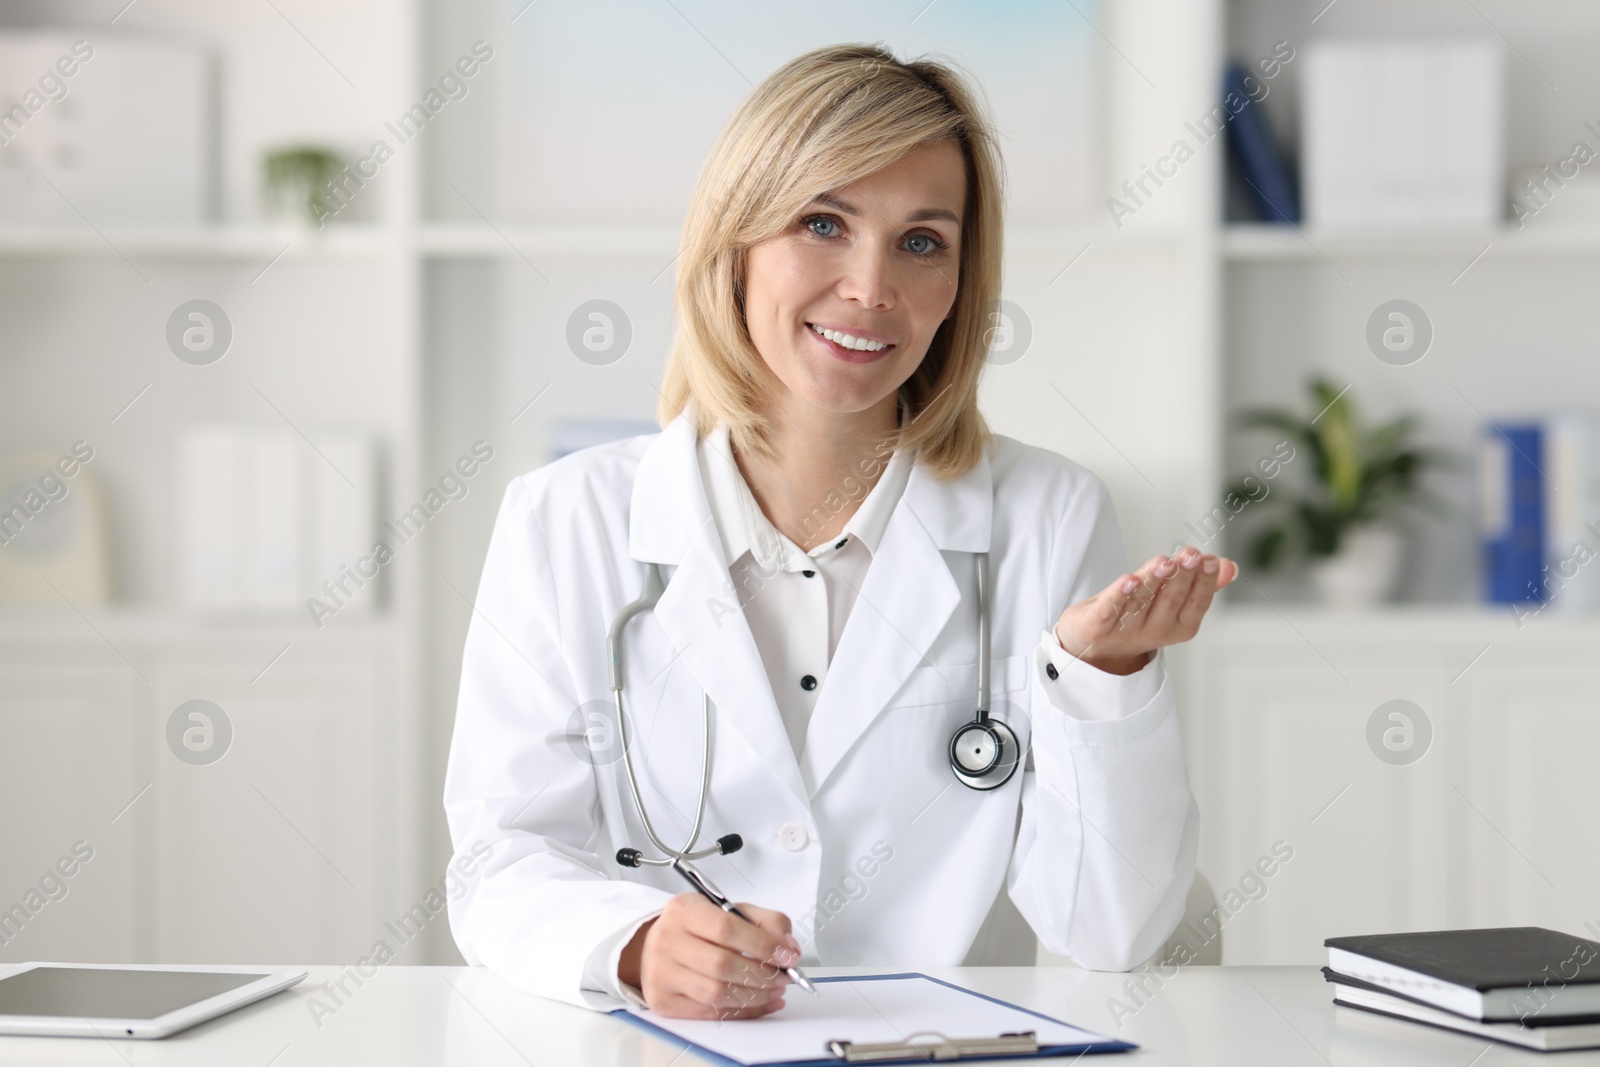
[{"x1": 794, "y1": 370, "x2": 898, "y2": 416}]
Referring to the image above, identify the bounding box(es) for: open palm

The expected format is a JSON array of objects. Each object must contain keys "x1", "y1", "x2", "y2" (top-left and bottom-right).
[{"x1": 1053, "y1": 547, "x2": 1239, "y2": 675}]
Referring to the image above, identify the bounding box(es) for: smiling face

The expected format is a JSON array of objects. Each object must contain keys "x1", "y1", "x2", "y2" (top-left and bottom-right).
[{"x1": 741, "y1": 139, "x2": 966, "y2": 422}]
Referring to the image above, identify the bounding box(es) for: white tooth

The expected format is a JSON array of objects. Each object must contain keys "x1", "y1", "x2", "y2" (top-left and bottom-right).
[{"x1": 812, "y1": 324, "x2": 885, "y2": 351}]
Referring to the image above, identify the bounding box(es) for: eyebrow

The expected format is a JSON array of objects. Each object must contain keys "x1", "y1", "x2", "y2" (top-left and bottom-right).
[{"x1": 809, "y1": 191, "x2": 960, "y2": 226}]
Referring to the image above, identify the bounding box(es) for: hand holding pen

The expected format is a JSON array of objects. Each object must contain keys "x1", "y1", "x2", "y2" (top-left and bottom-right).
[
  {"x1": 670, "y1": 858, "x2": 819, "y2": 997},
  {"x1": 617, "y1": 859, "x2": 818, "y2": 1019}
]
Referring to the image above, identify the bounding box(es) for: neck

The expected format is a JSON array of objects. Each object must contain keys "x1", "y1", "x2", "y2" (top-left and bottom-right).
[{"x1": 733, "y1": 392, "x2": 900, "y2": 552}]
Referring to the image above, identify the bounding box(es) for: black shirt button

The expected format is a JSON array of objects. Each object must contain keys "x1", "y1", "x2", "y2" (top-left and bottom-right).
[
  {"x1": 1045, "y1": 663, "x2": 1059, "y2": 681},
  {"x1": 800, "y1": 674, "x2": 818, "y2": 691},
  {"x1": 802, "y1": 569, "x2": 815, "y2": 578},
  {"x1": 835, "y1": 538, "x2": 847, "y2": 549}
]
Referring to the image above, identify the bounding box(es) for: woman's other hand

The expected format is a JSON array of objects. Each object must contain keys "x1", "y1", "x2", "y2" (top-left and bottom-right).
[{"x1": 1052, "y1": 547, "x2": 1238, "y2": 675}]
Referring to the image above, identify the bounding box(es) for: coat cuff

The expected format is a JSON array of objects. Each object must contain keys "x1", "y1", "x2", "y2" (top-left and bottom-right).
[
  {"x1": 1033, "y1": 628, "x2": 1163, "y2": 723},
  {"x1": 581, "y1": 908, "x2": 662, "y2": 1010}
]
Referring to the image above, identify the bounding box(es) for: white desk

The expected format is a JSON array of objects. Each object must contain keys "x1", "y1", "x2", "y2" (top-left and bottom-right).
[{"x1": 0, "y1": 965, "x2": 1588, "y2": 1064}]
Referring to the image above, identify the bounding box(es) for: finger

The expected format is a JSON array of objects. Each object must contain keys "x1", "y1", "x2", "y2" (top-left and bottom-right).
[
  {"x1": 1175, "y1": 555, "x2": 1222, "y2": 632},
  {"x1": 1216, "y1": 557, "x2": 1240, "y2": 589},
  {"x1": 680, "y1": 897, "x2": 796, "y2": 970},
  {"x1": 1143, "y1": 548, "x2": 1199, "y2": 628},
  {"x1": 1088, "y1": 572, "x2": 1142, "y2": 633},
  {"x1": 649, "y1": 967, "x2": 784, "y2": 1019},
  {"x1": 1119, "y1": 556, "x2": 1169, "y2": 630},
  {"x1": 731, "y1": 902, "x2": 801, "y2": 969},
  {"x1": 677, "y1": 936, "x2": 791, "y2": 992},
  {"x1": 735, "y1": 902, "x2": 794, "y2": 941},
  {"x1": 665, "y1": 966, "x2": 784, "y2": 1017}
]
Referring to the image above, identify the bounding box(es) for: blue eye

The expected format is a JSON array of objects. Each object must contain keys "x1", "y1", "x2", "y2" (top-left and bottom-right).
[
  {"x1": 806, "y1": 216, "x2": 839, "y2": 238},
  {"x1": 903, "y1": 231, "x2": 950, "y2": 260},
  {"x1": 800, "y1": 213, "x2": 949, "y2": 260}
]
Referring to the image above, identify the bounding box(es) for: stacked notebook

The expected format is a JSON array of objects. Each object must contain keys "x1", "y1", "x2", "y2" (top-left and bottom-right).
[{"x1": 1325, "y1": 927, "x2": 1600, "y2": 1052}]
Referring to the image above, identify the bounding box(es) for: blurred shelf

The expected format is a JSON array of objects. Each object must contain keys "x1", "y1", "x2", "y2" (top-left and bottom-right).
[
  {"x1": 417, "y1": 224, "x2": 680, "y2": 260},
  {"x1": 0, "y1": 221, "x2": 1202, "y2": 265},
  {"x1": 0, "y1": 224, "x2": 399, "y2": 260},
  {"x1": 1222, "y1": 223, "x2": 1600, "y2": 262},
  {"x1": 415, "y1": 223, "x2": 1200, "y2": 263},
  {"x1": 0, "y1": 606, "x2": 401, "y2": 646},
  {"x1": 1206, "y1": 601, "x2": 1600, "y2": 639},
  {"x1": 1004, "y1": 224, "x2": 1194, "y2": 260}
]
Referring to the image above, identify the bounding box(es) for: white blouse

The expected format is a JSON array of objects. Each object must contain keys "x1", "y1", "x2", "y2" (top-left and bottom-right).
[{"x1": 581, "y1": 421, "x2": 1162, "y2": 1004}]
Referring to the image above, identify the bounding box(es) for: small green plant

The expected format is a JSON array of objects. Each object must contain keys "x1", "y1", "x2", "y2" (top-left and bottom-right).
[
  {"x1": 262, "y1": 146, "x2": 344, "y2": 227},
  {"x1": 1231, "y1": 377, "x2": 1450, "y2": 568}
]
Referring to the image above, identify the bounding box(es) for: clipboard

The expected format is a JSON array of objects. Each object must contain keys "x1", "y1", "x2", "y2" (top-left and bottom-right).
[{"x1": 614, "y1": 972, "x2": 1136, "y2": 1066}]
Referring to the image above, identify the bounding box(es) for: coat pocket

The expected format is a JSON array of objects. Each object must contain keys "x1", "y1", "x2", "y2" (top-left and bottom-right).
[{"x1": 885, "y1": 654, "x2": 1028, "y2": 709}]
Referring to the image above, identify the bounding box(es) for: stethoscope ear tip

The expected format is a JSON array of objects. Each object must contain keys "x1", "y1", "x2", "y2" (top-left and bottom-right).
[
  {"x1": 616, "y1": 848, "x2": 644, "y2": 868},
  {"x1": 716, "y1": 834, "x2": 744, "y2": 856}
]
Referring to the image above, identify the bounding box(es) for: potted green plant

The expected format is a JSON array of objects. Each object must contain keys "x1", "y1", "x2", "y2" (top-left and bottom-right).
[
  {"x1": 261, "y1": 145, "x2": 344, "y2": 229},
  {"x1": 1230, "y1": 377, "x2": 1450, "y2": 606}
]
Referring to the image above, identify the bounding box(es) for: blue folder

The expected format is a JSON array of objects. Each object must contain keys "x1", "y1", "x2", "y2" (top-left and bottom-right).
[{"x1": 613, "y1": 971, "x2": 1137, "y2": 1066}]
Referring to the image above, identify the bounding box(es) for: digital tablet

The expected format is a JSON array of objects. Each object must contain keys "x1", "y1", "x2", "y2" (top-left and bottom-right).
[{"x1": 0, "y1": 962, "x2": 307, "y2": 1039}]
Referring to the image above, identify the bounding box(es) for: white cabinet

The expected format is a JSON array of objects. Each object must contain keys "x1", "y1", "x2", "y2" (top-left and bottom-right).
[
  {"x1": 0, "y1": 615, "x2": 395, "y2": 965},
  {"x1": 1187, "y1": 608, "x2": 1600, "y2": 963},
  {"x1": 0, "y1": 657, "x2": 140, "y2": 962}
]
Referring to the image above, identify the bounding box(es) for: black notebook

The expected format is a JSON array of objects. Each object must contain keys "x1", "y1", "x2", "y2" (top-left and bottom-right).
[{"x1": 1325, "y1": 927, "x2": 1600, "y2": 1022}]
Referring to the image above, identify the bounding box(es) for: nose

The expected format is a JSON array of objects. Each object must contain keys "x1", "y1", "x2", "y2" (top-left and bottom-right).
[{"x1": 835, "y1": 239, "x2": 894, "y2": 310}]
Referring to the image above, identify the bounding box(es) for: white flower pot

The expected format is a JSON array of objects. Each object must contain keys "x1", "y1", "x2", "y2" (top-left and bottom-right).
[{"x1": 1309, "y1": 524, "x2": 1404, "y2": 607}]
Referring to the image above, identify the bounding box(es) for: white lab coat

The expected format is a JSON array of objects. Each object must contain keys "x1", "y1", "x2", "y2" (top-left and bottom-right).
[{"x1": 443, "y1": 404, "x2": 1199, "y2": 1011}]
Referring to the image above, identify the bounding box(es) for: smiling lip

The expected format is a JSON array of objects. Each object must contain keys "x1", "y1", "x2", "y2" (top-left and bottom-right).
[{"x1": 806, "y1": 322, "x2": 896, "y2": 365}]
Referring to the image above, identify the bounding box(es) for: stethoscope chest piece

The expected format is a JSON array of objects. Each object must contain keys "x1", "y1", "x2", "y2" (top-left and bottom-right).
[
  {"x1": 944, "y1": 551, "x2": 1021, "y2": 792},
  {"x1": 948, "y1": 717, "x2": 1020, "y2": 791}
]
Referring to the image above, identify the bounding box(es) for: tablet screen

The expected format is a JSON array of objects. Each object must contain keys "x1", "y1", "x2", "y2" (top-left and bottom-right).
[{"x1": 0, "y1": 968, "x2": 265, "y2": 1020}]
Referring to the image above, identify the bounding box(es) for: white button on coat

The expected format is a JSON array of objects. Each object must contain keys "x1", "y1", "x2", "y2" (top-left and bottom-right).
[{"x1": 777, "y1": 822, "x2": 809, "y2": 851}]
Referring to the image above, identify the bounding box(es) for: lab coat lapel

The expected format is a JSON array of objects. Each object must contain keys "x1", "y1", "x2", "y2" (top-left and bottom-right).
[
  {"x1": 628, "y1": 410, "x2": 811, "y2": 813},
  {"x1": 800, "y1": 449, "x2": 993, "y2": 796}
]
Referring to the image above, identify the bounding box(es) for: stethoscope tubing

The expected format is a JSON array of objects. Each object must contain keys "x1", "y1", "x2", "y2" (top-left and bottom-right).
[
  {"x1": 608, "y1": 562, "x2": 724, "y2": 864},
  {"x1": 607, "y1": 550, "x2": 1017, "y2": 870}
]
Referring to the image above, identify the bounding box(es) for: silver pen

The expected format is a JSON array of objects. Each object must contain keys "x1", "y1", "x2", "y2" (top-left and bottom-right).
[{"x1": 669, "y1": 856, "x2": 819, "y2": 997}]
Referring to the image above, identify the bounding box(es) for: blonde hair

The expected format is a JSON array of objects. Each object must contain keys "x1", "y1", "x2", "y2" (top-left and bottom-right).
[{"x1": 656, "y1": 43, "x2": 1005, "y2": 481}]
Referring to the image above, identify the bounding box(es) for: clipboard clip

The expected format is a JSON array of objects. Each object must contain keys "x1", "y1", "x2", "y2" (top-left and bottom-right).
[{"x1": 827, "y1": 1029, "x2": 1039, "y2": 1062}]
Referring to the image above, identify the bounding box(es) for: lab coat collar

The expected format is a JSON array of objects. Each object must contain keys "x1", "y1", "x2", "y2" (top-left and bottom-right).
[
  {"x1": 629, "y1": 401, "x2": 993, "y2": 800},
  {"x1": 629, "y1": 402, "x2": 991, "y2": 563},
  {"x1": 697, "y1": 419, "x2": 916, "y2": 572}
]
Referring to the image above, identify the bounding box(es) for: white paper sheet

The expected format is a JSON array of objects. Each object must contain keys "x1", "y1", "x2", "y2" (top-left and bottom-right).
[{"x1": 623, "y1": 973, "x2": 1120, "y2": 1066}]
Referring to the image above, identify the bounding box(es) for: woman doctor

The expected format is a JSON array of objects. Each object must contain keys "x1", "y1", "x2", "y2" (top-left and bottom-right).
[{"x1": 443, "y1": 44, "x2": 1237, "y2": 1021}]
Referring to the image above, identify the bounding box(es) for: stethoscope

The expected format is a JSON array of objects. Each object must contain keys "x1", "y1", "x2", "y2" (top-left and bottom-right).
[{"x1": 606, "y1": 552, "x2": 1020, "y2": 870}]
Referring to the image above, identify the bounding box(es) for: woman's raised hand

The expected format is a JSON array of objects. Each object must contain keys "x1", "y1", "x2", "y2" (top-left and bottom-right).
[{"x1": 1052, "y1": 547, "x2": 1239, "y2": 676}]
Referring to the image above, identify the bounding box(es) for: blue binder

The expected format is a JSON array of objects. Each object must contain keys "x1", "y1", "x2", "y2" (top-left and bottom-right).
[
  {"x1": 1480, "y1": 424, "x2": 1546, "y2": 604},
  {"x1": 1223, "y1": 62, "x2": 1300, "y2": 223}
]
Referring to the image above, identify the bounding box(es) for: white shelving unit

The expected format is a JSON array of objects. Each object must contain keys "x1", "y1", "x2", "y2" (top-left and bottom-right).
[
  {"x1": 1185, "y1": 0, "x2": 1600, "y2": 964},
  {"x1": 0, "y1": 0, "x2": 427, "y2": 966}
]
